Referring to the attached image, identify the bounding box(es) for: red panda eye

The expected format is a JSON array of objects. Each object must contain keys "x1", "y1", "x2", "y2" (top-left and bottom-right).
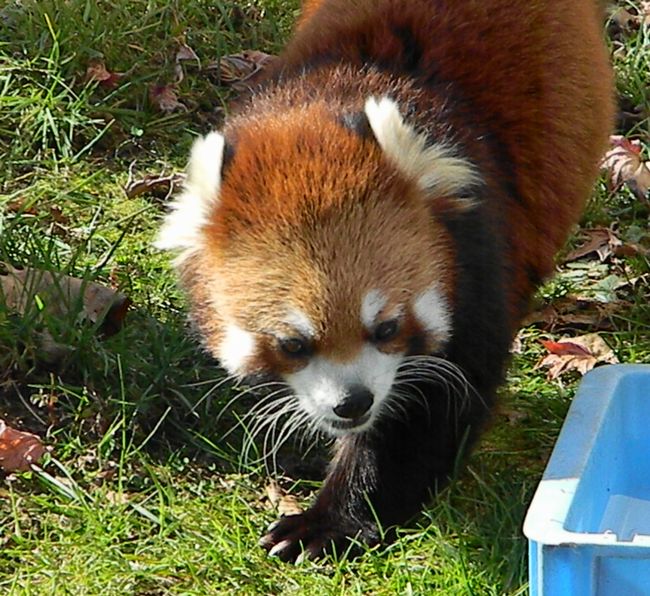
[
  {"x1": 279, "y1": 337, "x2": 311, "y2": 357},
  {"x1": 373, "y1": 320, "x2": 400, "y2": 342}
]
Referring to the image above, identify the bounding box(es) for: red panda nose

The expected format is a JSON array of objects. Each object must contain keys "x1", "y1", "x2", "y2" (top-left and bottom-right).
[{"x1": 333, "y1": 386, "x2": 374, "y2": 419}]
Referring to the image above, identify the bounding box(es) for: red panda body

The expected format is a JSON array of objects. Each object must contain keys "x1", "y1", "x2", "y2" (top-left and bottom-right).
[{"x1": 157, "y1": 0, "x2": 614, "y2": 561}]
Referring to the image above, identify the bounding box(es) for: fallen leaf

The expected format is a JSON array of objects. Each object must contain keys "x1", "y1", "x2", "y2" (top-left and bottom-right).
[
  {"x1": 611, "y1": 41, "x2": 627, "y2": 62},
  {"x1": 563, "y1": 228, "x2": 622, "y2": 263},
  {"x1": 85, "y1": 58, "x2": 122, "y2": 89},
  {"x1": 641, "y1": 1, "x2": 650, "y2": 26},
  {"x1": 174, "y1": 40, "x2": 201, "y2": 84},
  {"x1": 278, "y1": 494, "x2": 303, "y2": 516},
  {"x1": 175, "y1": 41, "x2": 200, "y2": 64},
  {"x1": 510, "y1": 332, "x2": 524, "y2": 354},
  {"x1": 149, "y1": 84, "x2": 187, "y2": 113},
  {"x1": 0, "y1": 420, "x2": 48, "y2": 472},
  {"x1": 523, "y1": 296, "x2": 628, "y2": 331},
  {"x1": 264, "y1": 480, "x2": 303, "y2": 516},
  {"x1": 0, "y1": 263, "x2": 130, "y2": 336},
  {"x1": 536, "y1": 333, "x2": 619, "y2": 380},
  {"x1": 601, "y1": 135, "x2": 650, "y2": 201},
  {"x1": 614, "y1": 242, "x2": 649, "y2": 258},
  {"x1": 105, "y1": 490, "x2": 130, "y2": 505},
  {"x1": 540, "y1": 339, "x2": 592, "y2": 357},
  {"x1": 124, "y1": 172, "x2": 185, "y2": 200},
  {"x1": 207, "y1": 50, "x2": 276, "y2": 89},
  {"x1": 609, "y1": 7, "x2": 641, "y2": 35},
  {"x1": 265, "y1": 479, "x2": 282, "y2": 508}
]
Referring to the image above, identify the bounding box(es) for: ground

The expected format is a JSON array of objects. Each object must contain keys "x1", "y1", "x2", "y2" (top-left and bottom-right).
[{"x1": 0, "y1": 1, "x2": 649, "y2": 594}]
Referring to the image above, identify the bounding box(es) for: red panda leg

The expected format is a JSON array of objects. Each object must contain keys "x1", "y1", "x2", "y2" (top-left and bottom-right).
[{"x1": 259, "y1": 384, "x2": 493, "y2": 562}]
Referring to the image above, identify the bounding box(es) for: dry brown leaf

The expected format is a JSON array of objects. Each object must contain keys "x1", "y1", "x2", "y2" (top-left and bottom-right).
[
  {"x1": 563, "y1": 228, "x2": 622, "y2": 263},
  {"x1": 85, "y1": 58, "x2": 122, "y2": 89},
  {"x1": 510, "y1": 332, "x2": 524, "y2": 354},
  {"x1": 0, "y1": 263, "x2": 129, "y2": 335},
  {"x1": 523, "y1": 296, "x2": 627, "y2": 332},
  {"x1": 125, "y1": 172, "x2": 185, "y2": 200},
  {"x1": 149, "y1": 84, "x2": 187, "y2": 113},
  {"x1": 278, "y1": 494, "x2": 303, "y2": 517},
  {"x1": 601, "y1": 135, "x2": 650, "y2": 201},
  {"x1": 175, "y1": 42, "x2": 200, "y2": 64},
  {"x1": 611, "y1": 41, "x2": 627, "y2": 61},
  {"x1": 105, "y1": 490, "x2": 130, "y2": 505},
  {"x1": 264, "y1": 480, "x2": 303, "y2": 516},
  {"x1": 610, "y1": 7, "x2": 641, "y2": 32},
  {"x1": 641, "y1": 1, "x2": 650, "y2": 26},
  {"x1": 0, "y1": 420, "x2": 48, "y2": 472},
  {"x1": 265, "y1": 479, "x2": 283, "y2": 508},
  {"x1": 536, "y1": 333, "x2": 619, "y2": 380},
  {"x1": 174, "y1": 41, "x2": 201, "y2": 84},
  {"x1": 208, "y1": 50, "x2": 276, "y2": 88},
  {"x1": 614, "y1": 242, "x2": 649, "y2": 258}
]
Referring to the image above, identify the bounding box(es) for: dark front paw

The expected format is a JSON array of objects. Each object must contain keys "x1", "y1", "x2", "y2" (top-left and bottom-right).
[{"x1": 259, "y1": 509, "x2": 378, "y2": 563}]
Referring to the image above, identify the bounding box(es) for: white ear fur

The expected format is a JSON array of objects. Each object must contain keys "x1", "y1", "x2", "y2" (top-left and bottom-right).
[
  {"x1": 154, "y1": 131, "x2": 225, "y2": 262},
  {"x1": 364, "y1": 97, "x2": 480, "y2": 206}
]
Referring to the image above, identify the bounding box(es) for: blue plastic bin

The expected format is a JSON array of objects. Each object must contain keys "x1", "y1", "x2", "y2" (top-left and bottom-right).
[{"x1": 524, "y1": 364, "x2": 650, "y2": 596}]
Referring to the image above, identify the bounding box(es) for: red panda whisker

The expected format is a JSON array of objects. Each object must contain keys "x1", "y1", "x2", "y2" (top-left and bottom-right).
[
  {"x1": 377, "y1": 390, "x2": 411, "y2": 424},
  {"x1": 245, "y1": 393, "x2": 298, "y2": 427},
  {"x1": 216, "y1": 382, "x2": 292, "y2": 423},
  {"x1": 229, "y1": 388, "x2": 294, "y2": 425},
  {"x1": 395, "y1": 362, "x2": 476, "y2": 414},
  {"x1": 180, "y1": 373, "x2": 238, "y2": 389},
  {"x1": 243, "y1": 406, "x2": 290, "y2": 467},
  {"x1": 297, "y1": 415, "x2": 325, "y2": 451},
  {"x1": 399, "y1": 355, "x2": 480, "y2": 407},
  {"x1": 390, "y1": 382, "x2": 432, "y2": 420},
  {"x1": 199, "y1": 378, "x2": 283, "y2": 420},
  {"x1": 260, "y1": 407, "x2": 309, "y2": 474},
  {"x1": 222, "y1": 390, "x2": 296, "y2": 446}
]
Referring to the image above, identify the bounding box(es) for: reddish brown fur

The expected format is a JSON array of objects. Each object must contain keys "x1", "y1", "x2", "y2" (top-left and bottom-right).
[
  {"x1": 275, "y1": 0, "x2": 614, "y2": 327},
  {"x1": 179, "y1": 0, "x2": 614, "y2": 380},
  {"x1": 201, "y1": 102, "x2": 455, "y2": 369}
]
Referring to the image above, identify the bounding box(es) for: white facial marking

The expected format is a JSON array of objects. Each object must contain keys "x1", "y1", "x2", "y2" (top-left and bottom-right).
[
  {"x1": 155, "y1": 131, "x2": 225, "y2": 263},
  {"x1": 361, "y1": 289, "x2": 387, "y2": 328},
  {"x1": 364, "y1": 96, "x2": 479, "y2": 205},
  {"x1": 282, "y1": 307, "x2": 316, "y2": 338},
  {"x1": 217, "y1": 322, "x2": 256, "y2": 375},
  {"x1": 286, "y1": 345, "x2": 401, "y2": 436},
  {"x1": 414, "y1": 285, "x2": 452, "y2": 341}
]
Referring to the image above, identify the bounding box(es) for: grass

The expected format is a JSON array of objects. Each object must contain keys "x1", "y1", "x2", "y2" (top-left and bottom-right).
[{"x1": 1, "y1": 0, "x2": 649, "y2": 593}]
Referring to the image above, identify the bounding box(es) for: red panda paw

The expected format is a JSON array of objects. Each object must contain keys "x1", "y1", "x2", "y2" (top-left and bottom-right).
[{"x1": 258, "y1": 509, "x2": 377, "y2": 563}]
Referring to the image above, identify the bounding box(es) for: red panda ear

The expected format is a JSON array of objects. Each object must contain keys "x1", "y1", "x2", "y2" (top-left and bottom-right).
[
  {"x1": 155, "y1": 131, "x2": 227, "y2": 262},
  {"x1": 364, "y1": 97, "x2": 480, "y2": 211}
]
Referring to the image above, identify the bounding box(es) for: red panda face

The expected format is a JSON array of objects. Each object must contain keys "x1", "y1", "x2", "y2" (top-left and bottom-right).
[{"x1": 157, "y1": 97, "x2": 479, "y2": 436}]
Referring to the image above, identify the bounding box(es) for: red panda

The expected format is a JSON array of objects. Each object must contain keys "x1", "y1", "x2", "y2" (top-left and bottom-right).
[{"x1": 156, "y1": 0, "x2": 614, "y2": 562}]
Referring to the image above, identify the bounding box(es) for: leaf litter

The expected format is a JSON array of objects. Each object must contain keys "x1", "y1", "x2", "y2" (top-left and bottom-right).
[
  {"x1": 264, "y1": 479, "x2": 303, "y2": 516},
  {"x1": 537, "y1": 334, "x2": 619, "y2": 380},
  {"x1": 1, "y1": 263, "x2": 129, "y2": 361},
  {"x1": 601, "y1": 135, "x2": 650, "y2": 202},
  {"x1": 0, "y1": 420, "x2": 49, "y2": 473},
  {"x1": 85, "y1": 58, "x2": 123, "y2": 89}
]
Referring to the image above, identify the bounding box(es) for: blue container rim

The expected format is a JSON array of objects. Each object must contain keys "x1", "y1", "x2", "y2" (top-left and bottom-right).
[{"x1": 523, "y1": 364, "x2": 650, "y2": 547}]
